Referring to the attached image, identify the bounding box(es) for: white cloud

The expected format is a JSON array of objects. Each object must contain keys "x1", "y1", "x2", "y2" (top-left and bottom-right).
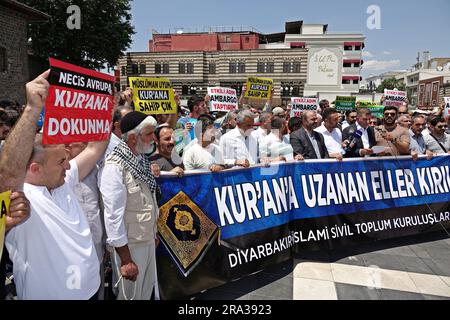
[
  {"x1": 362, "y1": 51, "x2": 374, "y2": 58},
  {"x1": 362, "y1": 59, "x2": 401, "y2": 71},
  {"x1": 382, "y1": 51, "x2": 392, "y2": 55}
]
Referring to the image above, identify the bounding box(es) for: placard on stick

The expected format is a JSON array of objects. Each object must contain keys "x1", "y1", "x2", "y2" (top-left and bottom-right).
[{"x1": 43, "y1": 58, "x2": 115, "y2": 145}]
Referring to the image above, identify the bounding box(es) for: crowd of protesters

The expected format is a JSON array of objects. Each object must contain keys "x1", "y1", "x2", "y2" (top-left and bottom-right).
[{"x1": 0, "y1": 70, "x2": 449, "y2": 300}]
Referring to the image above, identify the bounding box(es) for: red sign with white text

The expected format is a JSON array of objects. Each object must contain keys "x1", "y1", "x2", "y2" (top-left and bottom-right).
[{"x1": 43, "y1": 58, "x2": 115, "y2": 145}]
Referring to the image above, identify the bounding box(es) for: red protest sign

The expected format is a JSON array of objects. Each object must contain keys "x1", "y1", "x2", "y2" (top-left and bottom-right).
[{"x1": 43, "y1": 58, "x2": 115, "y2": 145}]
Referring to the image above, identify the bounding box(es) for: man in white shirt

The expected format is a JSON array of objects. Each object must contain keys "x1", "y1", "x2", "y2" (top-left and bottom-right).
[
  {"x1": 260, "y1": 116, "x2": 303, "y2": 162},
  {"x1": 314, "y1": 108, "x2": 345, "y2": 160},
  {"x1": 6, "y1": 134, "x2": 109, "y2": 300},
  {"x1": 219, "y1": 110, "x2": 258, "y2": 168},
  {"x1": 183, "y1": 114, "x2": 227, "y2": 172},
  {"x1": 251, "y1": 111, "x2": 272, "y2": 147},
  {"x1": 99, "y1": 112, "x2": 160, "y2": 300}
]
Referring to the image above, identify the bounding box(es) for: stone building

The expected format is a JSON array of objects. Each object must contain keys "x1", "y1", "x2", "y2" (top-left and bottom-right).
[
  {"x1": 117, "y1": 21, "x2": 365, "y2": 106},
  {"x1": 0, "y1": 0, "x2": 49, "y2": 104}
]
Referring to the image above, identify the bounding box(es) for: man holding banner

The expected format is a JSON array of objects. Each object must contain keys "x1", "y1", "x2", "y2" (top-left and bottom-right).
[
  {"x1": 0, "y1": 71, "x2": 48, "y2": 299},
  {"x1": 342, "y1": 108, "x2": 376, "y2": 158},
  {"x1": 5, "y1": 60, "x2": 113, "y2": 300},
  {"x1": 100, "y1": 111, "x2": 160, "y2": 300},
  {"x1": 220, "y1": 110, "x2": 259, "y2": 167}
]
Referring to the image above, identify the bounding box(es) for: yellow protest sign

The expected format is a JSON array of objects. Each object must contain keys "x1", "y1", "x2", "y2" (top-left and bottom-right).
[
  {"x1": 245, "y1": 77, "x2": 273, "y2": 100},
  {"x1": 0, "y1": 191, "x2": 11, "y2": 258},
  {"x1": 129, "y1": 77, "x2": 176, "y2": 115}
]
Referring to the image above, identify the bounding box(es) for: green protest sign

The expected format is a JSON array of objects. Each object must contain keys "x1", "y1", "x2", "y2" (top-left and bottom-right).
[{"x1": 335, "y1": 96, "x2": 356, "y2": 112}]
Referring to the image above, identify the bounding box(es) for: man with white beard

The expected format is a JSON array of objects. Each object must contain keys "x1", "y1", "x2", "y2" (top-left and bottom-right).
[{"x1": 99, "y1": 112, "x2": 160, "y2": 300}]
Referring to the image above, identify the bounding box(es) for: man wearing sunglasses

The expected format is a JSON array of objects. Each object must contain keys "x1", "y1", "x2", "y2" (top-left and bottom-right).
[
  {"x1": 424, "y1": 117, "x2": 450, "y2": 154},
  {"x1": 374, "y1": 106, "x2": 410, "y2": 156}
]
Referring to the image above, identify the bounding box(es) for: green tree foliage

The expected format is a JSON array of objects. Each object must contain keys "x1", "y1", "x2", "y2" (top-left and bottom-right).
[
  {"x1": 376, "y1": 78, "x2": 406, "y2": 93},
  {"x1": 21, "y1": 0, "x2": 135, "y2": 70}
]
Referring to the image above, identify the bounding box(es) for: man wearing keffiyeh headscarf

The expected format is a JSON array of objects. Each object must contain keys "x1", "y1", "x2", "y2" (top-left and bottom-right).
[{"x1": 99, "y1": 111, "x2": 160, "y2": 300}]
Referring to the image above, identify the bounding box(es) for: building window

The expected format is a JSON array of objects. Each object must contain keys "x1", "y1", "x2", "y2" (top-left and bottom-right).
[
  {"x1": 131, "y1": 64, "x2": 139, "y2": 74},
  {"x1": 257, "y1": 62, "x2": 264, "y2": 73},
  {"x1": 283, "y1": 62, "x2": 291, "y2": 73},
  {"x1": 121, "y1": 66, "x2": 126, "y2": 76},
  {"x1": 344, "y1": 45, "x2": 353, "y2": 51},
  {"x1": 355, "y1": 45, "x2": 361, "y2": 51},
  {"x1": 238, "y1": 62, "x2": 245, "y2": 73},
  {"x1": 352, "y1": 80, "x2": 359, "y2": 85},
  {"x1": 209, "y1": 63, "x2": 216, "y2": 74},
  {"x1": 245, "y1": 37, "x2": 250, "y2": 43},
  {"x1": 293, "y1": 61, "x2": 301, "y2": 73},
  {"x1": 281, "y1": 85, "x2": 295, "y2": 97},
  {"x1": 155, "y1": 63, "x2": 162, "y2": 74},
  {"x1": 139, "y1": 64, "x2": 146, "y2": 74},
  {"x1": 181, "y1": 85, "x2": 189, "y2": 95},
  {"x1": 342, "y1": 79, "x2": 351, "y2": 85},
  {"x1": 354, "y1": 62, "x2": 360, "y2": 68},
  {"x1": 257, "y1": 61, "x2": 274, "y2": 73},
  {"x1": 179, "y1": 62, "x2": 186, "y2": 74},
  {"x1": 229, "y1": 62, "x2": 237, "y2": 73},
  {"x1": 163, "y1": 63, "x2": 170, "y2": 74},
  {"x1": 187, "y1": 62, "x2": 194, "y2": 74},
  {"x1": 343, "y1": 62, "x2": 352, "y2": 68}
]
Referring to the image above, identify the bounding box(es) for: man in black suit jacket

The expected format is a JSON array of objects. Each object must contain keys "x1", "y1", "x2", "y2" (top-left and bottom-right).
[
  {"x1": 290, "y1": 111, "x2": 329, "y2": 159},
  {"x1": 342, "y1": 108, "x2": 376, "y2": 158}
]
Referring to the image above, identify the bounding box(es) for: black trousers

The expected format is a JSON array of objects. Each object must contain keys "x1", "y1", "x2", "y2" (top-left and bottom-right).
[{"x1": 0, "y1": 246, "x2": 7, "y2": 300}]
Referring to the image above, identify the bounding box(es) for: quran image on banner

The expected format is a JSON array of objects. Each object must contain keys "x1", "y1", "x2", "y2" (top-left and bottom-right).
[
  {"x1": 244, "y1": 77, "x2": 273, "y2": 100},
  {"x1": 290, "y1": 97, "x2": 318, "y2": 117},
  {"x1": 43, "y1": 58, "x2": 115, "y2": 145},
  {"x1": 358, "y1": 101, "x2": 384, "y2": 119},
  {"x1": 156, "y1": 156, "x2": 450, "y2": 299},
  {"x1": 383, "y1": 89, "x2": 407, "y2": 107},
  {"x1": 207, "y1": 87, "x2": 238, "y2": 112},
  {"x1": 129, "y1": 77, "x2": 176, "y2": 115},
  {"x1": 0, "y1": 191, "x2": 11, "y2": 259},
  {"x1": 444, "y1": 97, "x2": 450, "y2": 117},
  {"x1": 335, "y1": 96, "x2": 356, "y2": 112}
]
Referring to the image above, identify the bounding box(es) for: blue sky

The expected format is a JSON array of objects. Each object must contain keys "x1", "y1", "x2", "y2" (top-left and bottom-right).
[{"x1": 128, "y1": 0, "x2": 450, "y2": 78}]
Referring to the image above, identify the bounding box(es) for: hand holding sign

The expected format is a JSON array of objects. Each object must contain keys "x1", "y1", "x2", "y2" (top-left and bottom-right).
[
  {"x1": 6, "y1": 191, "x2": 30, "y2": 231},
  {"x1": 26, "y1": 69, "x2": 50, "y2": 112},
  {"x1": 0, "y1": 191, "x2": 11, "y2": 258}
]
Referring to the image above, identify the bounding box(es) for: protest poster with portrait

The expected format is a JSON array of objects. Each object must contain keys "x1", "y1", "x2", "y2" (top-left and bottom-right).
[{"x1": 444, "y1": 97, "x2": 450, "y2": 117}]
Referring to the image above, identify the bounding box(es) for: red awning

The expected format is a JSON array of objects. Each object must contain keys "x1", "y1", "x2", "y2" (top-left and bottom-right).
[
  {"x1": 343, "y1": 59, "x2": 363, "y2": 64},
  {"x1": 290, "y1": 42, "x2": 305, "y2": 48},
  {"x1": 344, "y1": 42, "x2": 363, "y2": 46},
  {"x1": 342, "y1": 76, "x2": 360, "y2": 81}
]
